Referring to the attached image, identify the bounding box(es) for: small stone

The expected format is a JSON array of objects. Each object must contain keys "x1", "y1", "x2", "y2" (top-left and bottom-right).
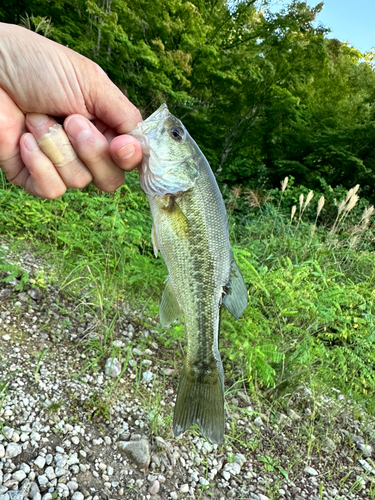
[
  {"x1": 71, "y1": 493, "x2": 84, "y2": 500},
  {"x1": 304, "y1": 466, "x2": 318, "y2": 476},
  {"x1": 180, "y1": 484, "x2": 189, "y2": 493},
  {"x1": 199, "y1": 477, "x2": 209, "y2": 486},
  {"x1": 230, "y1": 462, "x2": 241, "y2": 475},
  {"x1": 28, "y1": 289, "x2": 41, "y2": 300},
  {"x1": 38, "y1": 475, "x2": 48, "y2": 486},
  {"x1": 11, "y1": 470, "x2": 26, "y2": 482},
  {"x1": 203, "y1": 442, "x2": 213, "y2": 453},
  {"x1": 34, "y1": 456, "x2": 46, "y2": 469},
  {"x1": 359, "y1": 459, "x2": 375, "y2": 475},
  {"x1": 358, "y1": 444, "x2": 373, "y2": 458},
  {"x1": 118, "y1": 439, "x2": 150, "y2": 469},
  {"x1": 56, "y1": 484, "x2": 69, "y2": 498},
  {"x1": 0, "y1": 445, "x2": 4, "y2": 458},
  {"x1": 222, "y1": 470, "x2": 230, "y2": 481},
  {"x1": 67, "y1": 481, "x2": 79, "y2": 492},
  {"x1": 170, "y1": 493, "x2": 178, "y2": 500},
  {"x1": 45, "y1": 466, "x2": 56, "y2": 480},
  {"x1": 142, "y1": 371, "x2": 153, "y2": 383},
  {"x1": 148, "y1": 481, "x2": 160, "y2": 496},
  {"x1": 352, "y1": 434, "x2": 364, "y2": 446},
  {"x1": 11, "y1": 432, "x2": 20, "y2": 442},
  {"x1": 71, "y1": 437, "x2": 80, "y2": 445},
  {"x1": 19, "y1": 463, "x2": 31, "y2": 474},
  {"x1": 30, "y1": 432, "x2": 41, "y2": 442},
  {"x1": 29, "y1": 483, "x2": 40, "y2": 497},
  {"x1": 321, "y1": 437, "x2": 336, "y2": 454},
  {"x1": 234, "y1": 453, "x2": 246, "y2": 466},
  {"x1": 253, "y1": 417, "x2": 263, "y2": 427},
  {"x1": 104, "y1": 357, "x2": 122, "y2": 378},
  {"x1": 5, "y1": 443, "x2": 22, "y2": 459},
  {"x1": 55, "y1": 466, "x2": 67, "y2": 477}
]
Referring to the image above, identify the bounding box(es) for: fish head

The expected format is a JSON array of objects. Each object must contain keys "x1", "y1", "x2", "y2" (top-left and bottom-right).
[{"x1": 129, "y1": 104, "x2": 199, "y2": 197}]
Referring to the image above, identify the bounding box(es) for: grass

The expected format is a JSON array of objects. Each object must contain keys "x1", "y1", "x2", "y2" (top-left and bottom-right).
[{"x1": 1, "y1": 169, "x2": 375, "y2": 451}]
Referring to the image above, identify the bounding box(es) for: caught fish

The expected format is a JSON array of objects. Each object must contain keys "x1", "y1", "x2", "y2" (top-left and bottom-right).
[{"x1": 130, "y1": 104, "x2": 248, "y2": 443}]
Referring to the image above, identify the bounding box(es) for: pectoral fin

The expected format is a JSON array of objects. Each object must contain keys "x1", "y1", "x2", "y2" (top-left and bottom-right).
[
  {"x1": 222, "y1": 257, "x2": 248, "y2": 320},
  {"x1": 159, "y1": 278, "x2": 182, "y2": 327},
  {"x1": 151, "y1": 224, "x2": 158, "y2": 258}
]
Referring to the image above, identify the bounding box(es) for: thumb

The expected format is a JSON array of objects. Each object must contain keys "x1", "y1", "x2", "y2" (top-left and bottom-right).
[{"x1": 80, "y1": 62, "x2": 142, "y2": 134}]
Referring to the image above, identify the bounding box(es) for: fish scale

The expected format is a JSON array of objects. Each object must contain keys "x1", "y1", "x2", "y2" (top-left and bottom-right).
[{"x1": 130, "y1": 104, "x2": 248, "y2": 443}]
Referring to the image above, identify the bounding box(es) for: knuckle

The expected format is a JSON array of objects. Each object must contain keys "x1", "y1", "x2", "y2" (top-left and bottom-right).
[
  {"x1": 94, "y1": 173, "x2": 124, "y2": 192},
  {"x1": 81, "y1": 139, "x2": 108, "y2": 164},
  {"x1": 42, "y1": 185, "x2": 66, "y2": 199},
  {"x1": 67, "y1": 173, "x2": 93, "y2": 190}
]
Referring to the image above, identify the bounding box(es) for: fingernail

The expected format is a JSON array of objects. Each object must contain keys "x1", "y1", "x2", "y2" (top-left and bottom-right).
[
  {"x1": 65, "y1": 116, "x2": 92, "y2": 141},
  {"x1": 27, "y1": 113, "x2": 50, "y2": 128},
  {"x1": 24, "y1": 134, "x2": 40, "y2": 152},
  {"x1": 115, "y1": 143, "x2": 135, "y2": 160}
]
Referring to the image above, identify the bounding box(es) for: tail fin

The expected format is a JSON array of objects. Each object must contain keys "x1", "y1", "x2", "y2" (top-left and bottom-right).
[{"x1": 173, "y1": 364, "x2": 225, "y2": 444}]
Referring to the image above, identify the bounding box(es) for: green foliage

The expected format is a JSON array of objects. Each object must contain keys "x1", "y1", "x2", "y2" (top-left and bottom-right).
[
  {"x1": 2, "y1": 0, "x2": 375, "y2": 196},
  {"x1": 0, "y1": 171, "x2": 166, "y2": 299},
  {"x1": 257, "y1": 455, "x2": 289, "y2": 479},
  {"x1": 0, "y1": 247, "x2": 29, "y2": 291},
  {"x1": 222, "y1": 183, "x2": 375, "y2": 402},
  {"x1": 1, "y1": 166, "x2": 375, "y2": 411}
]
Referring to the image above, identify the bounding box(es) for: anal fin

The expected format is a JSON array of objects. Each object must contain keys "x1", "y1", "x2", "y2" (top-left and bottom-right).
[
  {"x1": 159, "y1": 278, "x2": 182, "y2": 327},
  {"x1": 222, "y1": 256, "x2": 248, "y2": 320}
]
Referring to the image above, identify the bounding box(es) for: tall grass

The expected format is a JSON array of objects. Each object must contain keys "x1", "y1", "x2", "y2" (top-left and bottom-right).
[{"x1": 223, "y1": 181, "x2": 375, "y2": 406}]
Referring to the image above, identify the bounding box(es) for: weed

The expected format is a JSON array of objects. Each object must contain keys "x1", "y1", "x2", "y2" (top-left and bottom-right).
[
  {"x1": 34, "y1": 348, "x2": 49, "y2": 383},
  {"x1": 256, "y1": 455, "x2": 289, "y2": 479}
]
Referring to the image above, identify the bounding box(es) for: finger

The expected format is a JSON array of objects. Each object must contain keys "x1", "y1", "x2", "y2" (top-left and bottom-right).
[
  {"x1": 64, "y1": 115, "x2": 140, "y2": 191},
  {"x1": 94, "y1": 119, "x2": 117, "y2": 144},
  {"x1": 110, "y1": 135, "x2": 143, "y2": 173},
  {"x1": 26, "y1": 113, "x2": 93, "y2": 189},
  {"x1": 79, "y1": 61, "x2": 143, "y2": 134},
  {"x1": 86, "y1": 118, "x2": 142, "y2": 173},
  {"x1": 19, "y1": 133, "x2": 67, "y2": 199},
  {"x1": 0, "y1": 88, "x2": 25, "y2": 181}
]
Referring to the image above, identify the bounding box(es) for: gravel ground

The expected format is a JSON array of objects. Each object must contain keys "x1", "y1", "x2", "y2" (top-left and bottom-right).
[{"x1": 0, "y1": 243, "x2": 375, "y2": 500}]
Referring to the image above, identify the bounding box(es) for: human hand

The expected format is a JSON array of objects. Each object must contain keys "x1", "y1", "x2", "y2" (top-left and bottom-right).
[{"x1": 0, "y1": 23, "x2": 143, "y2": 198}]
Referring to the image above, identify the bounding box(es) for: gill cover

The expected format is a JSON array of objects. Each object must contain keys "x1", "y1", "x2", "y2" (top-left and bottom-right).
[{"x1": 129, "y1": 104, "x2": 199, "y2": 197}]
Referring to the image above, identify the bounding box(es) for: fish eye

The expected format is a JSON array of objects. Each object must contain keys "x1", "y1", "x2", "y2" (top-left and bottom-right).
[{"x1": 169, "y1": 126, "x2": 184, "y2": 141}]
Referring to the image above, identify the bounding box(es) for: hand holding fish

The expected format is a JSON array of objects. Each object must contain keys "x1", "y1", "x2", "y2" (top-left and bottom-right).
[
  {"x1": 0, "y1": 23, "x2": 143, "y2": 198},
  {"x1": 131, "y1": 105, "x2": 248, "y2": 443}
]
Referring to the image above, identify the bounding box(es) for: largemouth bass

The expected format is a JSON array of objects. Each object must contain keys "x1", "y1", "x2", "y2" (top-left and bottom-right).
[{"x1": 130, "y1": 104, "x2": 248, "y2": 443}]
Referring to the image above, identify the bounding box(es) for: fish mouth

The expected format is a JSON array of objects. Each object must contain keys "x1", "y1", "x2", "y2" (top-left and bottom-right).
[
  {"x1": 129, "y1": 104, "x2": 170, "y2": 154},
  {"x1": 130, "y1": 104, "x2": 170, "y2": 140}
]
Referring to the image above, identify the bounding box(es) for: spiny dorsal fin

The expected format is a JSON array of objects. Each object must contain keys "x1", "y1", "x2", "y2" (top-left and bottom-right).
[
  {"x1": 222, "y1": 256, "x2": 248, "y2": 320},
  {"x1": 159, "y1": 278, "x2": 182, "y2": 327}
]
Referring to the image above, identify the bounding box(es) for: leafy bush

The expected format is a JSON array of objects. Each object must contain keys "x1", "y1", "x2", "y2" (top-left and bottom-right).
[{"x1": 222, "y1": 181, "x2": 375, "y2": 404}]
